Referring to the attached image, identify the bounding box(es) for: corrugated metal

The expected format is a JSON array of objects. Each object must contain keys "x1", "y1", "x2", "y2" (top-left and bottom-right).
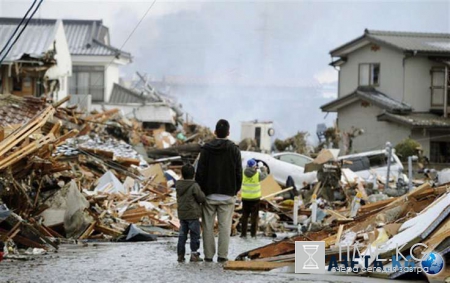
[
  {"x1": 0, "y1": 19, "x2": 57, "y2": 62},
  {"x1": 101, "y1": 103, "x2": 176, "y2": 124},
  {"x1": 368, "y1": 30, "x2": 450, "y2": 53},
  {"x1": 109, "y1": 83, "x2": 147, "y2": 104}
]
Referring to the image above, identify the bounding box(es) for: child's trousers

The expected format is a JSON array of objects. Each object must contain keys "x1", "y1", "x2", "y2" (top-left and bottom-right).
[{"x1": 177, "y1": 219, "x2": 201, "y2": 256}]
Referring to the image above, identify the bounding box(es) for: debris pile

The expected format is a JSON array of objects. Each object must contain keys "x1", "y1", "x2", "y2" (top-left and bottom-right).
[
  {"x1": 231, "y1": 180, "x2": 449, "y2": 280},
  {"x1": 0, "y1": 94, "x2": 207, "y2": 258}
]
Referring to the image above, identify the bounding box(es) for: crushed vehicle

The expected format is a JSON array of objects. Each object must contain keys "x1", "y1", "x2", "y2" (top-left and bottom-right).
[{"x1": 338, "y1": 149, "x2": 407, "y2": 183}]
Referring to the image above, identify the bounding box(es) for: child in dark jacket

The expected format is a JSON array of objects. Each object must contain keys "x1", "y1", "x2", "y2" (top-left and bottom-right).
[{"x1": 176, "y1": 164, "x2": 206, "y2": 262}]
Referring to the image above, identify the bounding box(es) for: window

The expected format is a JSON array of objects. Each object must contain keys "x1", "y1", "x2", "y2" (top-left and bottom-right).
[
  {"x1": 278, "y1": 154, "x2": 311, "y2": 168},
  {"x1": 430, "y1": 68, "x2": 445, "y2": 106},
  {"x1": 359, "y1": 63, "x2": 380, "y2": 86},
  {"x1": 255, "y1": 127, "x2": 261, "y2": 148},
  {"x1": 430, "y1": 141, "x2": 450, "y2": 163},
  {"x1": 69, "y1": 66, "x2": 105, "y2": 102}
]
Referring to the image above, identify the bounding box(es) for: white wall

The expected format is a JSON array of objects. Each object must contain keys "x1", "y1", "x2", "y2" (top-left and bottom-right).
[
  {"x1": 45, "y1": 20, "x2": 72, "y2": 102},
  {"x1": 105, "y1": 64, "x2": 119, "y2": 102},
  {"x1": 338, "y1": 101, "x2": 411, "y2": 153},
  {"x1": 338, "y1": 44, "x2": 404, "y2": 101},
  {"x1": 241, "y1": 122, "x2": 273, "y2": 153},
  {"x1": 404, "y1": 56, "x2": 444, "y2": 112},
  {"x1": 71, "y1": 56, "x2": 120, "y2": 103}
]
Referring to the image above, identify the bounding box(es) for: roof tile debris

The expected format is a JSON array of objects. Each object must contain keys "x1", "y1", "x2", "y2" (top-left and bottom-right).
[{"x1": 0, "y1": 95, "x2": 48, "y2": 126}]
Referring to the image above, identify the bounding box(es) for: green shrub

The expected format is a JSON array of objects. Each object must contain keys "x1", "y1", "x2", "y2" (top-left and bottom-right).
[{"x1": 395, "y1": 138, "x2": 421, "y2": 161}]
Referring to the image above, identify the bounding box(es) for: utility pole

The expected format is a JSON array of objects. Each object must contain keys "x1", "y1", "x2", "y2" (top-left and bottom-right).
[{"x1": 385, "y1": 142, "x2": 392, "y2": 189}]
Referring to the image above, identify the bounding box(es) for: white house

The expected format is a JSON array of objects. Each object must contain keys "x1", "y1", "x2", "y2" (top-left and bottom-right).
[
  {"x1": 0, "y1": 18, "x2": 72, "y2": 101},
  {"x1": 62, "y1": 20, "x2": 181, "y2": 130},
  {"x1": 62, "y1": 19, "x2": 132, "y2": 104},
  {"x1": 322, "y1": 29, "x2": 450, "y2": 163},
  {"x1": 241, "y1": 121, "x2": 274, "y2": 153}
]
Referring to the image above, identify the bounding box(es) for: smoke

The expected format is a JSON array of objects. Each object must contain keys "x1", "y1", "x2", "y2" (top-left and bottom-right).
[{"x1": 1, "y1": 0, "x2": 449, "y2": 142}]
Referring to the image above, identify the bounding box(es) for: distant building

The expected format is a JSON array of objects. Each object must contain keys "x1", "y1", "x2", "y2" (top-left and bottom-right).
[
  {"x1": 322, "y1": 29, "x2": 450, "y2": 162},
  {"x1": 241, "y1": 120, "x2": 275, "y2": 153},
  {"x1": 0, "y1": 18, "x2": 72, "y2": 100}
]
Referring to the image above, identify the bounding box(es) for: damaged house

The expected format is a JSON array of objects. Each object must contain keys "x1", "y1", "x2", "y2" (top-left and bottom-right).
[
  {"x1": 0, "y1": 18, "x2": 72, "y2": 100},
  {"x1": 322, "y1": 29, "x2": 450, "y2": 162},
  {"x1": 63, "y1": 19, "x2": 181, "y2": 130},
  {"x1": 0, "y1": 17, "x2": 181, "y2": 130}
]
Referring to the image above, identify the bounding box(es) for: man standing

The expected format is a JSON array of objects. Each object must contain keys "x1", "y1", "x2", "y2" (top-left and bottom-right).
[
  {"x1": 195, "y1": 119, "x2": 242, "y2": 263},
  {"x1": 240, "y1": 159, "x2": 267, "y2": 238}
]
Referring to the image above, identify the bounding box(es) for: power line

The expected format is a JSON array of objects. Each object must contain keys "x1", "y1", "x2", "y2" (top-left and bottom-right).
[
  {"x1": 75, "y1": 0, "x2": 158, "y2": 107},
  {"x1": 0, "y1": 0, "x2": 37, "y2": 57},
  {"x1": 0, "y1": 0, "x2": 44, "y2": 65}
]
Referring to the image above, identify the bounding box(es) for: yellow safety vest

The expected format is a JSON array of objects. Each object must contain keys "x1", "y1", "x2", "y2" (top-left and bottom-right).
[{"x1": 241, "y1": 171, "x2": 261, "y2": 200}]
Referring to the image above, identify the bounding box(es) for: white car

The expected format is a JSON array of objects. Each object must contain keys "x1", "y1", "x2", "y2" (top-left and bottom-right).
[
  {"x1": 278, "y1": 150, "x2": 405, "y2": 183},
  {"x1": 338, "y1": 149, "x2": 406, "y2": 183},
  {"x1": 240, "y1": 151, "x2": 316, "y2": 187}
]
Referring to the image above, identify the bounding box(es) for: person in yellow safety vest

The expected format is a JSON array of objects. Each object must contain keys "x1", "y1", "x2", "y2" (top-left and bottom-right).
[{"x1": 240, "y1": 158, "x2": 267, "y2": 238}]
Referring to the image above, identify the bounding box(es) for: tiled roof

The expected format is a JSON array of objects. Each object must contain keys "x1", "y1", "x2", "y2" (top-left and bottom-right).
[
  {"x1": 367, "y1": 30, "x2": 450, "y2": 53},
  {"x1": 0, "y1": 18, "x2": 59, "y2": 62},
  {"x1": 330, "y1": 29, "x2": 450, "y2": 57},
  {"x1": 378, "y1": 112, "x2": 450, "y2": 129},
  {"x1": 0, "y1": 18, "x2": 131, "y2": 59},
  {"x1": 321, "y1": 87, "x2": 412, "y2": 113},
  {"x1": 0, "y1": 95, "x2": 48, "y2": 126},
  {"x1": 62, "y1": 19, "x2": 131, "y2": 59}
]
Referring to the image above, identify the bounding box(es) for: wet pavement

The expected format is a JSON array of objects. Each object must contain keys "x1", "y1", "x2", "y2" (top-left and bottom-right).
[{"x1": 1, "y1": 237, "x2": 426, "y2": 283}]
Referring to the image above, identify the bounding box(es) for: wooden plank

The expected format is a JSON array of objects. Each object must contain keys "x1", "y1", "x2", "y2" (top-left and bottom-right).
[
  {"x1": 335, "y1": 225, "x2": 344, "y2": 246},
  {"x1": 260, "y1": 186, "x2": 293, "y2": 200},
  {"x1": 223, "y1": 261, "x2": 292, "y2": 271},
  {"x1": 94, "y1": 224, "x2": 122, "y2": 237},
  {"x1": 254, "y1": 253, "x2": 295, "y2": 262},
  {"x1": 240, "y1": 235, "x2": 309, "y2": 260},
  {"x1": 0, "y1": 106, "x2": 54, "y2": 157},
  {"x1": 79, "y1": 221, "x2": 96, "y2": 239},
  {"x1": 326, "y1": 209, "x2": 351, "y2": 220},
  {"x1": 42, "y1": 224, "x2": 65, "y2": 238}
]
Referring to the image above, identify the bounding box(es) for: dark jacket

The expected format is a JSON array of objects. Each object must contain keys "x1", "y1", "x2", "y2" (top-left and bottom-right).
[
  {"x1": 195, "y1": 138, "x2": 242, "y2": 197},
  {"x1": 176, "y1": 180, "x2": 206, "y2": 220}
]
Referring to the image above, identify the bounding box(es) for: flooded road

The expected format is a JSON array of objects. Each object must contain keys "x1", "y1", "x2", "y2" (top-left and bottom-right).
[{"x1": 1, "y1": 237, "x2": 426, "y2": 283}]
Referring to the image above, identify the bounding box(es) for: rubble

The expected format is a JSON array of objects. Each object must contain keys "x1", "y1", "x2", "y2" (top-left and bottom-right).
[
  {"x1": 231, "y1": 182, "x2": 449, "y2": 279},
  {"x1": 0, "y1": 94, "x2": 448, "y2": 282},
  {"x1": 0, "y1": 94, "x2": 209, "y2": 260}
]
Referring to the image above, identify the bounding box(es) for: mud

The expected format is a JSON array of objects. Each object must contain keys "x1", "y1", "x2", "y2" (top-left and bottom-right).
[{"x1": 1, "y1": 237, "x2": 426, "y2": 283}]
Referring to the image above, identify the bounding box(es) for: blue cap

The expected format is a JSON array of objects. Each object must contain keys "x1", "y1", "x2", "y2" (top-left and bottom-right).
[{"x1": 247, "y1": 159, "x2": 257, "y2": 167}]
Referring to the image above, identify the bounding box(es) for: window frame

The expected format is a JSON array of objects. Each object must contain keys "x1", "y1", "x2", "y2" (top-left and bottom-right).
[
  {"x1": 358, "y1": 63, "x2": 380, "y2": 87},
  {"x1": 69, "y1": 66, "x2": 105, "y2": 102},
  {"x1": 278, "y1": 154, "x2": 311, "y2": 168},
  {"x1": 430, "y1": 67, "x2": 446, "y2": 107}
]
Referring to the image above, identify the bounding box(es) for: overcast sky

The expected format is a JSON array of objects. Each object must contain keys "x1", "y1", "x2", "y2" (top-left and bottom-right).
[{"x1": 1, "y1": 0, "x2": 449, "y2": 142}]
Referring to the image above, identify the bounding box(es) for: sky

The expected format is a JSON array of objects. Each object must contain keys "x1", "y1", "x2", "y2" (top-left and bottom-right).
[{"x1": 1, "y1": 0, "x2": 450, "y2": 142}]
